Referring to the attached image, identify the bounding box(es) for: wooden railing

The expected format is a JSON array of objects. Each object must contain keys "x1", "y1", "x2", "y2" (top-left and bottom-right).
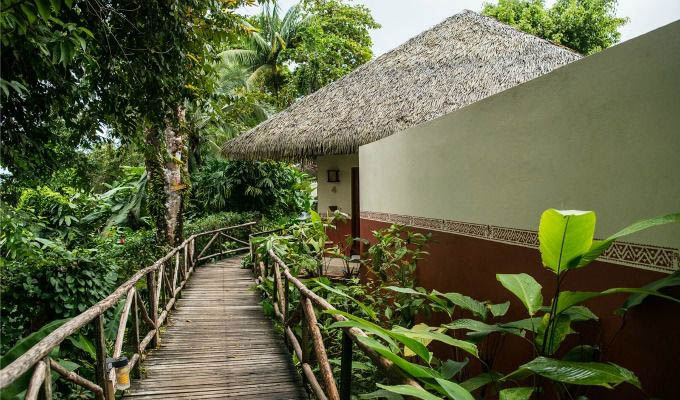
[
  {"x1": 0, "y1": 222, "x2": 256, "y2": 400},
  {"x1": 250, "y1": 238, "x2": 422, "y2": 400}
]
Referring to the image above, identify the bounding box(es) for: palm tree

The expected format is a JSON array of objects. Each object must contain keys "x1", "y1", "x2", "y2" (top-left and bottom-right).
[{"x1": 219, "y1": 1, "x2": 306, "y2": 103}]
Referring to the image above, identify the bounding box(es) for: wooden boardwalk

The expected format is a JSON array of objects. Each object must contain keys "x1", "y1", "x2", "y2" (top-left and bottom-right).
[{"x1": 123, "y1": 257, "x2": 306, "y2": 399}]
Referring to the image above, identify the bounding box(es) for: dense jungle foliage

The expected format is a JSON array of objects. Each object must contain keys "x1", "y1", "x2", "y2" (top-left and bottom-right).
[{"x1": 1, "y1": 0, "x2": 378, "y2": 396}]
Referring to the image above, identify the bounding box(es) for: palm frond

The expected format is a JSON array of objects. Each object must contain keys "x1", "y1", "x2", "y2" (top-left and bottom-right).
[{"x1": 219, "y1": 49, "x2": 261, "y2": 68}]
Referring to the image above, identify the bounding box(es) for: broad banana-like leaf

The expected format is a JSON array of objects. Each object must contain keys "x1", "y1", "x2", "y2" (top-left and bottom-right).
[
  {"x1": 376, "y1": 384, "x2": 441, "y2": 400},
  {"x1": 358, "y1": 389, "x2": 404, "y2": 399},
  {"x1": 620, "y1": 270, "x2": 680, "y2": 313},
  {"x1": 385, "y1": 286, "x2": 448, "y2": 307},
  {"x1": 486, "y1": 301, "x2": 510, "y2": 317},
  {"x1": 534, "y1": 314, "x2": 574, "y2": 355},
  {"x1": 519, "y1": 356, "x2": 641, "y2": 389},
  {"x1": 555, "y1": 288, "x2": 680, "y2": 315},
  {"x1": 562, "y1": 345, "x2": 599, "y2": 362},
  {"x1": 440, "y1": 359, "x2": 469, "y2": 380},
  {"x1": 433, "y1": 291, "x2": 488, "y2": 319},
  {"x1": 312, "y1": 279, "x2": 377, "y2": 320},
  {"x1": 460, "y1": 372, "x2": 503, "y2": 392},
  {"x1": 538, "y1": 209, "x2": 596, "y2": 273},
  {"x1": 356, "y1": 336, "x2": 439, "y2": 380},
  {"x1": 434, "y1": 378, "x2": 475, "y2": 400},
  {"x1": 327, "y1": 310, "x2": 432, "y2": 363},
  {"x1": 0, "y1": 319, "x2": 68, "y2": 400},
  {"x1": 445, "y1": 319, "x2": 525, "y2": 340},
  {"x1": 575, "y1": 213, "x2": 679, "y2": 268},
  {"x1": 499, "y1": 387, "x2": 535, "y2": 400},
  {"x1": 496, "y1": 274, "x2": 543, "y2": 316},
  {"x1": 392, "y1": 325, "x2": 479, "y2": 358}
]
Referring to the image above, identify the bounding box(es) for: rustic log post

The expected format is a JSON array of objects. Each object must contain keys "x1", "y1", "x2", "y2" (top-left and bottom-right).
[
  {"x1": 272, "y1": 264, "x2": 278, "y2": 312},
  {"x1": 147, "y1": 271, "x2": 159, "y2": 349},
  {"x1": 340, "y1": 331, "x2": 352, "y2": 400},
  {"x1": 24, "y1": 360, "x2": 45, "y2": 400},
  {"x1": 94, "y1": 315, "x2": 114, "y2": 400},
  {"x1": 131, "y1": 293, "x2": 141, "y2": 378},
  {"x1": 42, "y1": 357, "x2": 52, "y2": 400},
  {"x1": 302, "y1": 297, "x2": 340, "y2": 400},
  {"x1": 183, "y1": 244, "x2": 188, "y2": 278}
]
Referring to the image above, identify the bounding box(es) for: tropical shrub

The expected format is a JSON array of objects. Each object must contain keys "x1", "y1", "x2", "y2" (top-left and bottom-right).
[
  {"x1": 191, "y1": 158, "x2": 313, "y2": 218},
  {"x1": 328, "y1": 209, "x2": 680, "y2": 399},
  {"x1": 362, "y1": 225, "x2": 430, "y2": 327}
]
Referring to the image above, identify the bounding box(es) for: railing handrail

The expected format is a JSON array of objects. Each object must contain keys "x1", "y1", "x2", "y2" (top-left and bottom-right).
[
  {"x1": 0, "y1": 221, "x2": 257, "y2": 391},
  {"x1": 251, "y1": 239, "x2": 423, "y2": 400}
]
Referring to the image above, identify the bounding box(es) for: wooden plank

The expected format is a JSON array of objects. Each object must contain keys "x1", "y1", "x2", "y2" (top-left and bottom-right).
[{"x1": 123, "y1": 256, "x2": 304, "y2": 399}]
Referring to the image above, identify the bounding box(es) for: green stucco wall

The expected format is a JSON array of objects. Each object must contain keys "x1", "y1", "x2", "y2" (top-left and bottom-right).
[{"x1": 359, "y1": 21, "x2": 680, "y2": 251}]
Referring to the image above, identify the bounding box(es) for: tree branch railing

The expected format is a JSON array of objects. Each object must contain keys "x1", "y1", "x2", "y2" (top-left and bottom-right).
[
  {"x1": 250, "y1": 237, "x2": 422, "y2": 400},
  {"x1": 0, "y1": 221, "x2": 257, "y2": 400}
]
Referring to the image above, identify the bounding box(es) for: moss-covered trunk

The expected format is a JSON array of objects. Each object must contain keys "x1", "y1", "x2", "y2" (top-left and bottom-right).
[{"x1": 144, "y1": 106, "x2": 190, "y2": 246}]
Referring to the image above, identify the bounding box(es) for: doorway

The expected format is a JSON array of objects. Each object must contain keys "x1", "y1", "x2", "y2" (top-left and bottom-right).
[{"x1": 351, "y1": 167, "x2": 360, "y2": 255}]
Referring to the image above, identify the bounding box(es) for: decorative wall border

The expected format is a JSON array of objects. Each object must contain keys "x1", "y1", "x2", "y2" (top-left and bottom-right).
[{"x1": 360, "y1": 211, "x2": 679, "y2": 274}]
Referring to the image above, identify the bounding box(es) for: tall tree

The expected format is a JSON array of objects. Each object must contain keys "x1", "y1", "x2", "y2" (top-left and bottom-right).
[
  {"x1": 482, "y1": 0, "x2": 628, "y2": 55},
  {"x1": 1, "y1": 0, "x2": 252, "y2": 245},
  {"x1": 282, "y1": 0, "x2": 379, "y2": 98},
  {"x1": 220, "y1": 2, "x2": 306, "y2": 105}
]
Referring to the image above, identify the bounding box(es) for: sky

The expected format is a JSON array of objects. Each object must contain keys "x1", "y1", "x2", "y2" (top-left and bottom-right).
[{"x1": 239, "y1": 0, "x2": 680, "y2": 56}]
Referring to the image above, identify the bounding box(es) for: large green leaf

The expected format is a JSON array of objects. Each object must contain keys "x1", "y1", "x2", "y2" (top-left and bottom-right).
[
  {"x1": 538, "y1": 209, "x2": 596, "y2": 273},
  {"x1": 327, "y1": 310, "x2": 432, "y2": 363},
  {"x1": 1, "y1": 319, "x2": 68, "y2": 400},
  {"x1": 433, "y1": 291, "x2": 488, "y2": 319},
  {"x1": 385, "y1": 286, "x2": 449, "y2": 308},
  {"x1": 392, "y1": 326, "x2": 479, "y2": 358},
  {"x1": 486, "y1": 301, "x2": 510, "y2": 317},
  {"x1": 445, "y1": 319, "x2": 525, "y2": 340},
  {"x1": 620, "y1": 270, "x2": 680, "y2": 313},
  {"x1": 576, "y1": 213, "x2": 680, "y2": 268},
  {"x1": 555, "y1": 288, "x2": 680, "y2": 315},
  {"x1": 460, "y1": 372, "x2": 503, "y2": 392},
  {"x1": 534, "y1": 314, "x2": 574, "y2": 355},
  {"x1": 313, "y1": 279, "x2": 377, "y2": 320},
  {"x1": 356, "y1": 336, "x2": 440, "y2": 380},
  {"x1": 496, "y1": 274, "x2": 543, "y2": 316},
  {"x1": 440, "y1": 359, "x2": 469, "y2": 380},
  {"x1": 359, "y1": 389, "x2": 404, "y2": 399},
  {"x1": 376, "y1": 384, "x2": 441, "y2": 400},
  {"x1": 434, "y1": 378, "x2": 475, "y2": 400},
  {"x1": 499, "y1": 387, "x2": 535, "y2": 400},
  {"x1": 519, "y1": 356, "x2": 641, "y2": 389}
]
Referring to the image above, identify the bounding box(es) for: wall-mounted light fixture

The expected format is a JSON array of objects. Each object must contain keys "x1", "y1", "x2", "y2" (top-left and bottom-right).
[{"x1": 327, "y1": 169, "x2": 340, "y2": 183}]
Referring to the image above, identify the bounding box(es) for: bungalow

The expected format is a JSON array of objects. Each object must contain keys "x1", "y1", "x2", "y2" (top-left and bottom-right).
[
  {"x1": 226, "y1": 9, "x2": 680, "y2": 397},
  {"x1": 225, "y1": 10, "x2": 582, "y2": 250}
]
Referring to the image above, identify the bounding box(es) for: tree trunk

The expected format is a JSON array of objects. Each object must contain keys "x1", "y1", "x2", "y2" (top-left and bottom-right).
[{"x1": 144, "y1": 105, "x2": 190, "y2": 246}]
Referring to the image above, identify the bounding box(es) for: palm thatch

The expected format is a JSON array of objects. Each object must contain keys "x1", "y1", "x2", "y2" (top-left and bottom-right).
[{"x1": 224, "y1": 10, "x2": 582, "y2": 160}]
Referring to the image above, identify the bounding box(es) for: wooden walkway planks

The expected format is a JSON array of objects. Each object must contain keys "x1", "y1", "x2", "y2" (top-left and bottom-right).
[{"x1": 123, "y1": 257, "x2": 306, "y2": 399}]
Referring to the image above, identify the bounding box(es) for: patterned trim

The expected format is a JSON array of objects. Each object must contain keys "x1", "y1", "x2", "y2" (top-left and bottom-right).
[{"x1": 360, "y1": 211, "x2": 679, "y2": 274}]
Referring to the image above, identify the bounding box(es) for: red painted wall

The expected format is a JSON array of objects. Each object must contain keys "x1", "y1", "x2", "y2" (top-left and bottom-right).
[
  {"x1": 326, "y1": 219, "x2": 353, "y2": 254},
  {"x1": 361, "y1": 218, "x2": 680, "y2": 399}
]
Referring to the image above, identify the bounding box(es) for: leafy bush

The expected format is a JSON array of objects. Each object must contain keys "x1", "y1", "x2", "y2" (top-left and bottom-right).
[
  {"x1": 331, "y1": 210, "x2": 680, "y2": 399},
  {"x1": 191, "y1": 158, "x2": 313, "y2": 218},
  {"x1": 16, "y1": 186, "x2": 109, "y2": 245}
]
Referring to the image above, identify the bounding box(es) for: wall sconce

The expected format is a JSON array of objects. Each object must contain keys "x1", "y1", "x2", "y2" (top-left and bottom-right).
[{"x1": 327, "y1": 169, "x2": 340, "y2": 183}]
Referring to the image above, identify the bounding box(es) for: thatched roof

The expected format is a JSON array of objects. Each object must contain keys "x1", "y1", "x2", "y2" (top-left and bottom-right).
[{"x1": 225, "y1": 10, "x2": 581, "y2": 160}]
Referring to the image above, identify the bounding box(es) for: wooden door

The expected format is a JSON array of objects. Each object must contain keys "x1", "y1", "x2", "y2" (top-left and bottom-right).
[{"x1": 351, "y1": 167, "x2": 360, "y2": 255}]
